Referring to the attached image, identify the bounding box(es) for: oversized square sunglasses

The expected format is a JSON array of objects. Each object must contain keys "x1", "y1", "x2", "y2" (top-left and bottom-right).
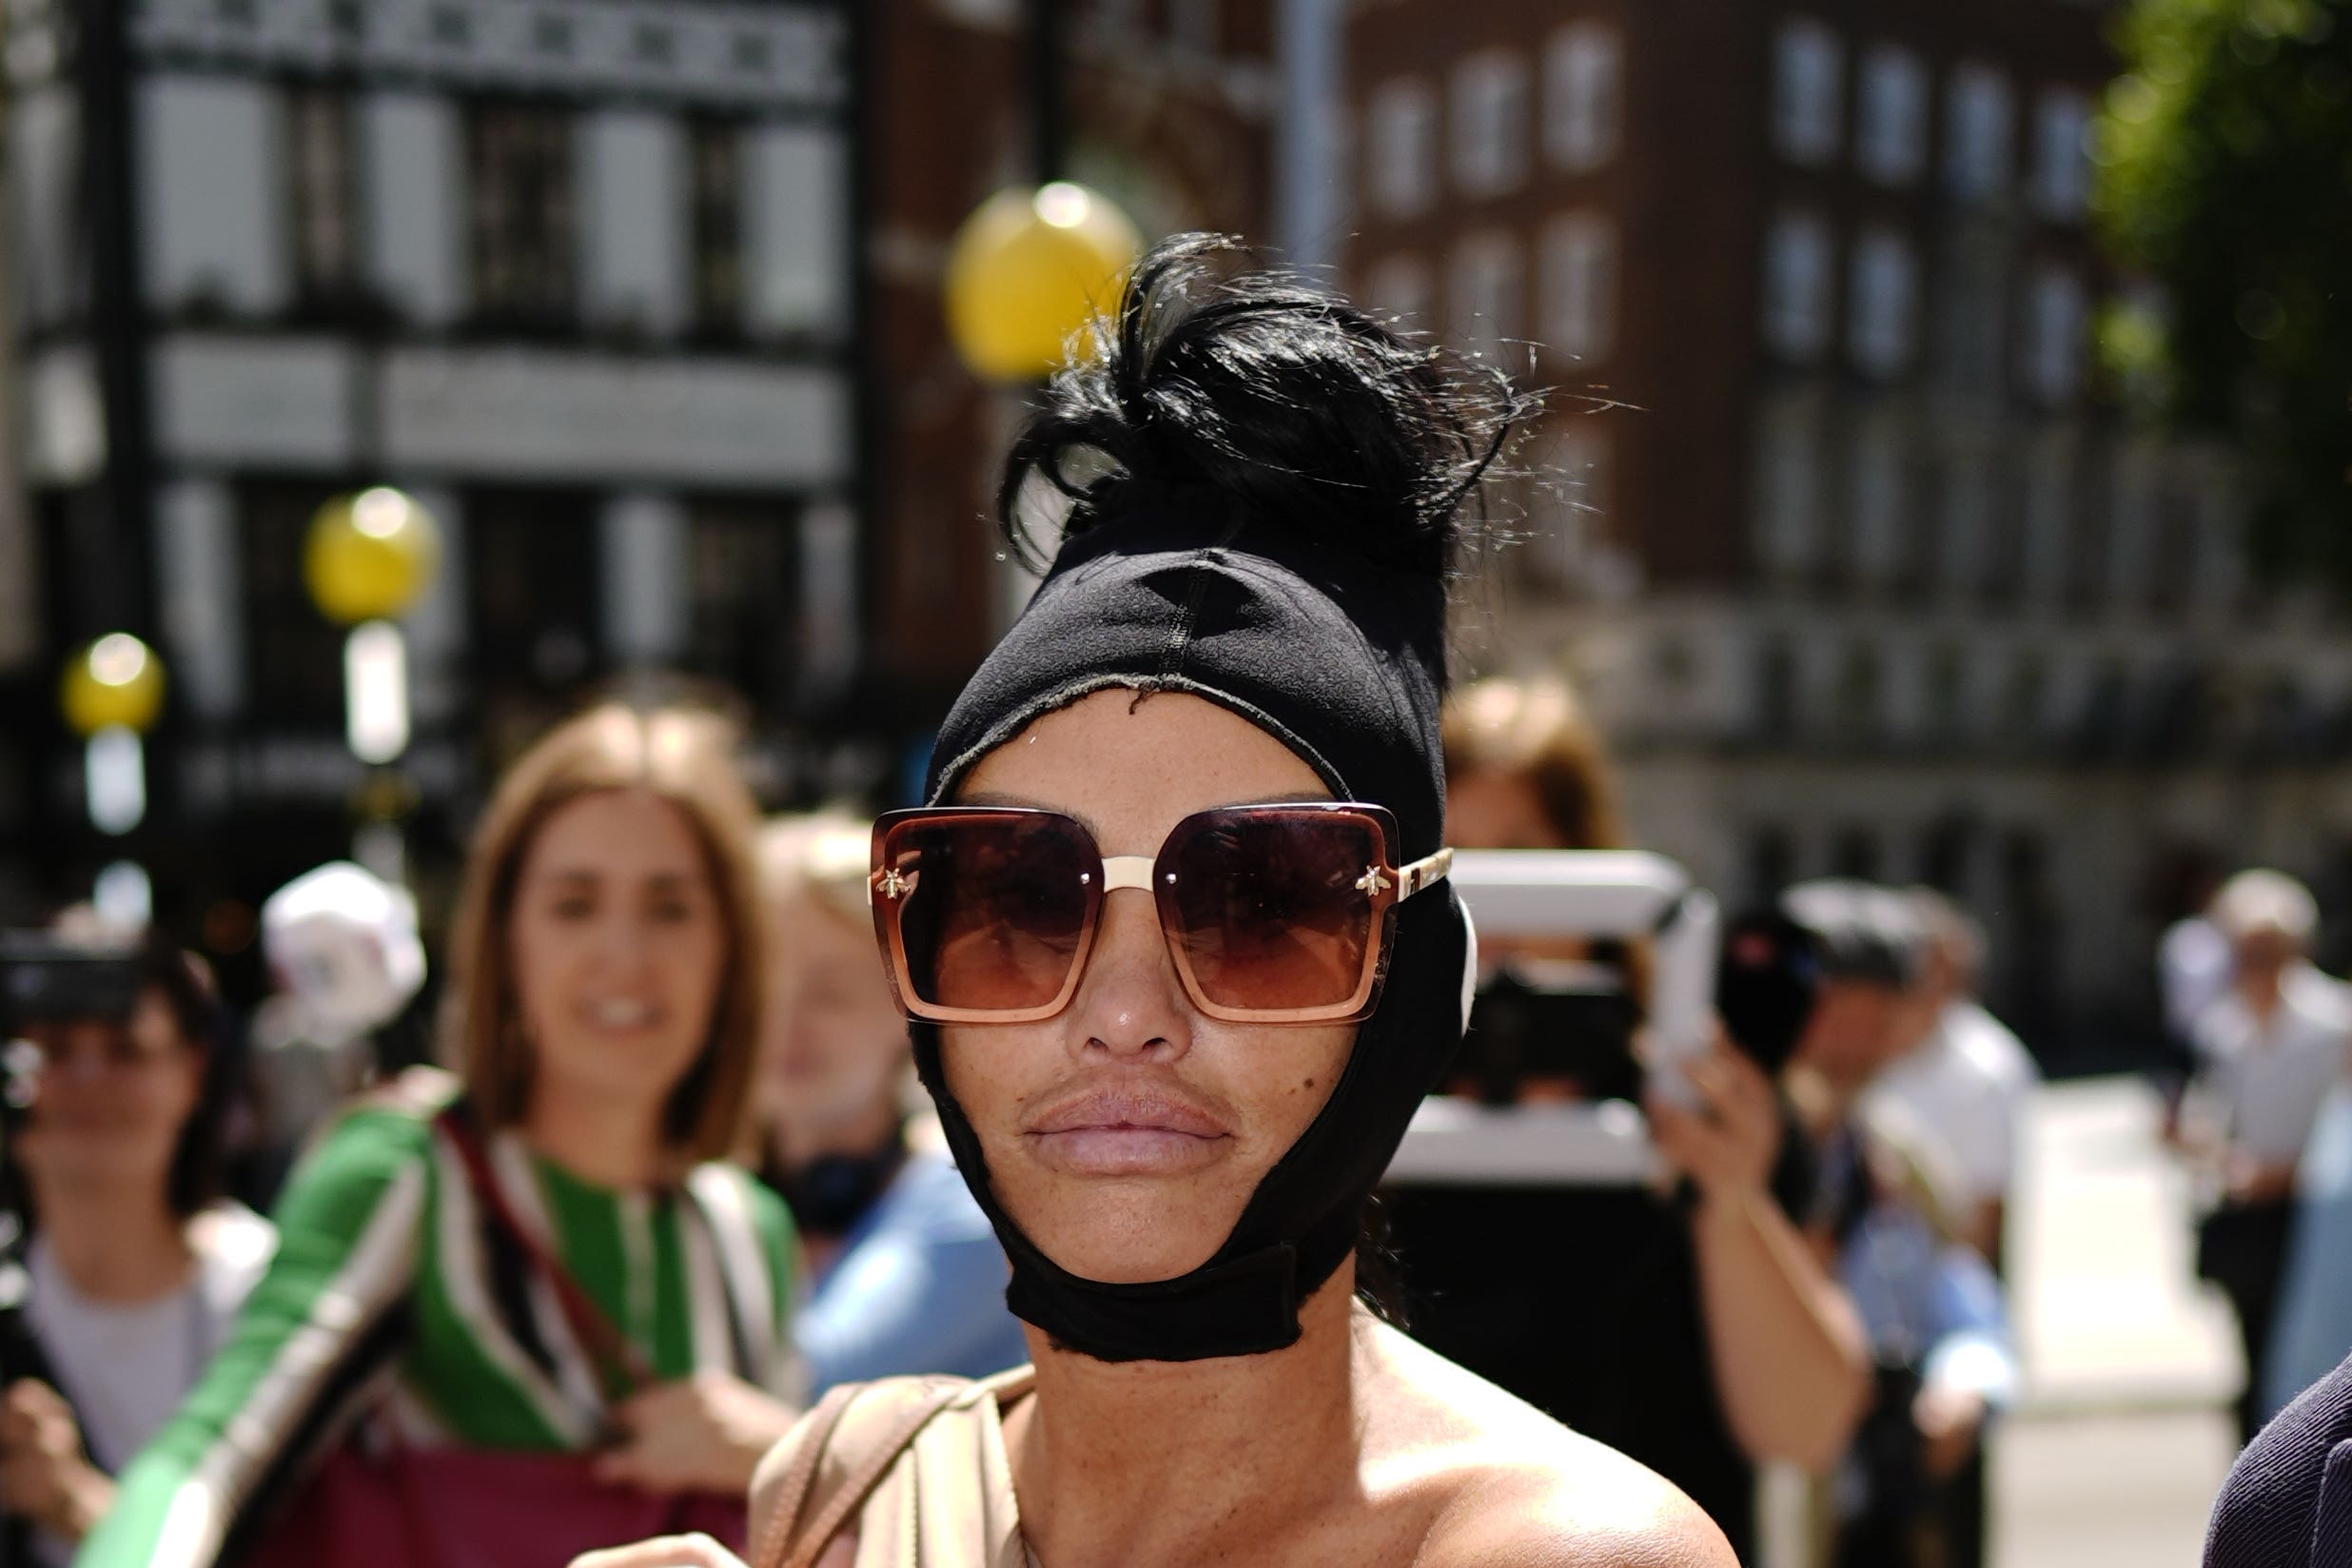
[{"x1": 868, "y1": 803, "x2": 1455, "y2": 1025}]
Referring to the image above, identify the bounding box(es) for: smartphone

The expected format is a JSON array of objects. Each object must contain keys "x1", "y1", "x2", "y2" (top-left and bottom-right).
[
  {"x1": 1445, "y1": 850, "x2": 1719, "y2": 1108},
  {"x1": 1385, "y1": 850, "x2": 1718, "y2": 1188},
  {"x1": 0, "y1": 934, "x2": 144, "y2": 1031}
]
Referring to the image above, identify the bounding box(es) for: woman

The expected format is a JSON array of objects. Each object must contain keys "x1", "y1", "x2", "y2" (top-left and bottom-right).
[
  {"x1": 81, "y1": 704, "x2": 802, "y2": 1568},
  {"x1": 0, "y1": 931, "x2": 272, "y2": 1568},
  {"x1": 582, "y1": 237, "x2": 1731, "y2": 1567},
  {"x1": 755, "y1": 813, "x2": 1028, "y2": 1389}
]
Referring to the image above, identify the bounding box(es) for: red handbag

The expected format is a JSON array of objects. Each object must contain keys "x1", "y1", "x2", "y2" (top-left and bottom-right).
[
  {"x1": 248, "y1": 1110, "x2": 751, "y2": 1568},
  {"x1": 250, "y1": 1446, "x2": 748, "y2": 1568}
]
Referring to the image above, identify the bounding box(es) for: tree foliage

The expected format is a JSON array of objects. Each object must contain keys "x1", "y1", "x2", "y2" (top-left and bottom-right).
[{"x1": 2093, "y1": 0, "x2": 2352, "y2": 585}]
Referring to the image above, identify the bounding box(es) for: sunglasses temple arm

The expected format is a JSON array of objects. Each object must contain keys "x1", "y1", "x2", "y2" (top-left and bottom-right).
[{"x1": 1396, "y1": 847, "x2": 1454, "y2": 902}]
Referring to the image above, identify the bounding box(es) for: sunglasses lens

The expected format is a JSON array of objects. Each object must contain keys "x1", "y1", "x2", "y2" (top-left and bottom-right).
[
  {"x1": 887, "y1": 815, "x2": 1094, "y2": 1014},
  {"x1": 1163, "y1": 813, "x2": 1380, "y2": 1014}
]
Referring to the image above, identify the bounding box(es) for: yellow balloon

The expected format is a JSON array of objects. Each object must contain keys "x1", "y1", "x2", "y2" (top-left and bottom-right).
[
  {"x1": 60, "y1": 633, "x2": 166, "y2": 736},
  {"x1": 944, "y1": 183, "x2": 1143, "y2": 383},
  {"x1": 305, "y1": 487, "x2": 441, "y2": 625}
]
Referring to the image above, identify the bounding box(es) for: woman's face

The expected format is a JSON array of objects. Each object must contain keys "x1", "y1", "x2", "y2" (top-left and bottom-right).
[
  {"x1": 942, "y1": 689, "x2": 1356, "y2": 1284},
  {"x1": 509, "y1": 789, "x2": 729, "y2": 1128},
  {"x1": 1445, "y1": 765, "x2": 1569, "y2": 852},
  {"x1": 16, "y1": 990, "x2": 203, "y2": 1204},
  {"x1": 763, "y1": 897, "x2": 908, "y2": 1139}
]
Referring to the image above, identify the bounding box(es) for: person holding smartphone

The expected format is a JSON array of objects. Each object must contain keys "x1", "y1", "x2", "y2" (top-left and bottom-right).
[
  {"x1": 0, "y1": 930, "x2": 274, "y2": 1567},
  {"x1": 1384, "y1": 677, "x2": 1868, "y2": 1562}
]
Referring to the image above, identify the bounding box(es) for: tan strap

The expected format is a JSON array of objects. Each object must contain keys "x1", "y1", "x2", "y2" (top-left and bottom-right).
[
  {"x1": 747, "y1": 1382, "x2": 859, "y2": 1568},
  {"x1": 754, "y1": 1379, "x2": 970, "y2": 1568}
]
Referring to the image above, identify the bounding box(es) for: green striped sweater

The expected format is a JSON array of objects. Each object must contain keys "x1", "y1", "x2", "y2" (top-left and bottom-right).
[{"x1": 75, "y1": 1098, "x2": 795, "y2": 1568}]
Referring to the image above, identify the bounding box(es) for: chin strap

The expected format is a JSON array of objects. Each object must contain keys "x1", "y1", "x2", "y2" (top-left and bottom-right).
[{"x1": 1007, "y1": 1241, "x2": 1305, "y2": 1363}]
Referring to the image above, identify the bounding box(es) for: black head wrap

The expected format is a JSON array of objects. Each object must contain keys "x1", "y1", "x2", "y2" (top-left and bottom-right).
[{"x1": 912, "y1": 477, "x2": 1475, "y2": 1362}]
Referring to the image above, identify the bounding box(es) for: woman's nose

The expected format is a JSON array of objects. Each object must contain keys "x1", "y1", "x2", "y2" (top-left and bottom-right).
[
  {"x1": 595, "y1": 911, "x2": 655, "y2": 967},
  {"x1": 1068, "y1": 888, "x2": 1191, "y2": 1059}
]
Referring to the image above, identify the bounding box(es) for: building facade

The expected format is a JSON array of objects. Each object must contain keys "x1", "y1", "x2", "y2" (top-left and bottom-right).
[
  {"x1": 3, "y1": 0, "x2": 862, "y2": 951},
  {"x1": 0, "y1": 0, "x2": 1278, "y2": 993},
  {"x1": 1343, "y1": 0, "x2": 2352, "y2": 1049}
]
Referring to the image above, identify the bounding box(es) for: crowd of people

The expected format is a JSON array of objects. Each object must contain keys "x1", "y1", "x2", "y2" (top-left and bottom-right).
[{"x1": 2, "y1": 235, "x2": 2348, "y2": 1568}]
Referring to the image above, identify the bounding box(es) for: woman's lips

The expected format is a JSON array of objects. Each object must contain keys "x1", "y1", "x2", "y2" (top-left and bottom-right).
[{"x1": 1023, "y1": 1088, "x2": 1231, "y2": 1176}]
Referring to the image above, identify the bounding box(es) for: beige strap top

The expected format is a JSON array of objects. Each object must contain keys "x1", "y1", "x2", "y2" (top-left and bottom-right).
[{"x1": 755, "y1": 1367, "x2": 1039, "y2": 1568}]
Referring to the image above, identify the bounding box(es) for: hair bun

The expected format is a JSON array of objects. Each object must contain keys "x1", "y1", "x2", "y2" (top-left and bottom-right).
[{"x1": 998, "y1": 233, "x2": 1536, "y2": 580}]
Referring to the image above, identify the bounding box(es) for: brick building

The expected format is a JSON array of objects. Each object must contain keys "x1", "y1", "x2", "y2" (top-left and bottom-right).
[{"x1": 1343, "y1": 0, "x2": 2352, "y2": 1047}]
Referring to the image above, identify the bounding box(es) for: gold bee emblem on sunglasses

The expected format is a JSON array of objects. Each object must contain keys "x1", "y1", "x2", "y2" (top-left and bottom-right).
[
  {"x1": 876, "y1": 868, "x2": 912, "y2": 901},
  {"x1": 1355, "y1": 865, "x2": 1392, "y2": 896}
]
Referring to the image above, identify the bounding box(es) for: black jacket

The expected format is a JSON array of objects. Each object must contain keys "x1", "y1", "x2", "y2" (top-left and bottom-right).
[{"x1": 2205, "y1": 1351, "x2": 2352, "y2": 1567}]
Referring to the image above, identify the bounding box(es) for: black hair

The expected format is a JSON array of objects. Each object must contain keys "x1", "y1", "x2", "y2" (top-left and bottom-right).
[
  {"x1": 145, "y1": 934, "x2": 235, "y2": 1218},
  {"x1": 6, "y1": 931, "x2": 233, "y2": 1224},
  {"x1": 997, "y1": 233, "x2": 1539, "y2": 580}
]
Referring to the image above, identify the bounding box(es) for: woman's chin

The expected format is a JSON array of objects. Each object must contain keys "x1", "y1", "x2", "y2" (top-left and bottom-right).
[{"x1": 1016, "y1": 1203, "x2": 1229, "y2": 1285}]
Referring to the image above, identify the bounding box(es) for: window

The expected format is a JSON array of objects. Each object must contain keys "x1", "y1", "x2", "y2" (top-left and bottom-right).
[
  {"x1": 2020, "y1": 429, "x2": 2078, "y2": 601},
  {"x1": 1540, "y1": 213, "x2": 1616, "y2": 363},
  {"x1": 1447, "y1": 233, "x2": 1522, "y2": 363},
  {"x1": 1362, "y1": 253, "x2": 1435, "y2": 328},
  {"x1": 1761, "y1": 208, "x2": 1834, "y2": 360},
  {"x1": 1772, "y1": 17, "x2": 1845, "y2": 167},
  {"x1": 1937, "y1": 446, "x2": 1993, "y2": 597},
  {"x1": 288, "y1": 86, "x2": 356, "y2": 301},
  {"x1": 470, "y1": 486, "x2": 604, "y2": 733},
  {"x1": 1825, "y1": 639, "x2": 1881, "y2": 737},
  {"x1": 2022, "y1": 264, "x2": 2087, "y2": 405},
  {"x1": 2001, "y1": 651, "x2": 2048, "y2": 735},
  {"x1": 1831, "y1": 822, "x2": 1882, "y2": 879},
  {"x1": 1856, "y1": 43, "x2": 1927, "y2": 186},
  {"x1": 241, "y1": 481, "x2": 352, "y2": 724},
  {"x1": 1365, "y1": 79, "x2": 1438, "y2": 217},
  {"x1": 1848, "y1": 225, "x2": 1919, "y2": 379},
  {"x1": 1923, "y1": 645, "x2": 1966, "y2": 735},
  {"x1": 1755, "y1": 635, "x2": 1800, "y2": 738},
  {"x1": 2031, "y1": 88, "x2": 2090, "y2": 219},
  {"x1": 1451, "y1": 51, "x2": 1531, "y2": 198},
  {"x1": 1753, "y1": 391, "x2": 1826, "y2": 579},
  {"x1": 1945, "y1": 63, "x2": 2013, "y2": 201},
  {"x1": 1847, "y1": 414, "x2": 1908, "y2": 585},
  {"x1": 687, "y1": 500, "x2": 796, "y2": 712},
  {"x1": 689, "y1": 117, "x2": 744, "y2": 334},
  {"x1": 1933, "y1": 232, "x2": 2009, "y2": 392},
  {"x1": 1544, "y1": 23, "x2": 1621, "y2": 171},
  {"x1": 466, "y1": 101, "x2": 577, "y2": 324},
  {"x1": 1746, "y1": 825, "x2": 1796, "y2": 901},
  {"x1": 2105, "y1": 440, "x2": 2159, "y2": 604}
]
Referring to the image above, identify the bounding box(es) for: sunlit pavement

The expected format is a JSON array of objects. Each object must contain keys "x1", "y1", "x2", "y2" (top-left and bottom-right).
[{"x1": 1991, "y1": 1076, "x2": 2243, "y2": 1567}]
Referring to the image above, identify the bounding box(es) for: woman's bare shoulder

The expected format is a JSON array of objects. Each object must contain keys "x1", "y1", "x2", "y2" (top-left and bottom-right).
[{"x1": 1360, "y1": 1321, "x2": 1736, "y2": 1568}]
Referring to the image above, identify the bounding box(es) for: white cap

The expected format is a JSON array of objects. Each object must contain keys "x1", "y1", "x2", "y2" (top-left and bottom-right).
[
  {"x1": 2208, "y1": 868, "x2": 2319, "y2": 946},
  {"x1": 261, "y1": 862, "x2": 427, "y2": 1040}
]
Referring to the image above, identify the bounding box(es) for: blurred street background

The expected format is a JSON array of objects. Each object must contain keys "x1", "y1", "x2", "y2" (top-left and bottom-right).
[{"x1": 4, "y1": 0, "x2": 2348, "y2": 1562}]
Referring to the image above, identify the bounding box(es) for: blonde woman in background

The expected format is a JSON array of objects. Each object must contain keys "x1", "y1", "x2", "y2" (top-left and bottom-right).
[
  {"x1": 756, "y1": 813, "x2": 1028, "y2": 1394},
  {"x1": 81, "y1": 704, "x2": 803, "y2": 1568}
]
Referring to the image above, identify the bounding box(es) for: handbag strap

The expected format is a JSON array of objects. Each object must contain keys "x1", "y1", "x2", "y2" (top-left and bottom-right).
[
  {"x1": 434, "y1": 1106, "x2": 658, "y2": 1402},
  {"x1": 751, "y1": 1380, "x2": 971, "y2": 1568}
]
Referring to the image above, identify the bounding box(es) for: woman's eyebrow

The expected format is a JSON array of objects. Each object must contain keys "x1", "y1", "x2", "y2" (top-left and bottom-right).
[
  {"x1": 955, "y1": 791, "x2": 1102, "y2": 837},
  {"x1": 952, "y1": 790, "x2": 1333, "y2": 827},
  {"x1": 527, "y1": 866, "x2": 708, "y2": 888}
]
